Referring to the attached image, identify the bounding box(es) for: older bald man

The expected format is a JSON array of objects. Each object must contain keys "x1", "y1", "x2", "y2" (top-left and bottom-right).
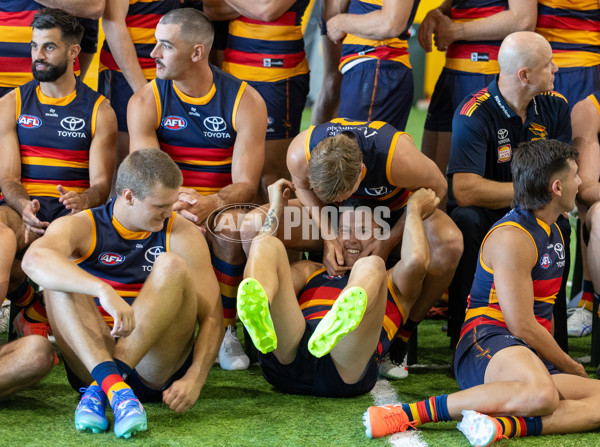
[{"x1": 445, "y1": 31, "x2": 572, "y2": 347}]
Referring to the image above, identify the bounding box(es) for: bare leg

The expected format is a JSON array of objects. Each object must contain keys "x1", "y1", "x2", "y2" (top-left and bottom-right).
[
  {"x1": 0, "y1": 222, "x2": 16, "y2": 301},
  {"x1": 585, "y1": 203, "x2": 600, "y2": 292},
  {"x1": 0, "y1": 335, "x2": 54, "y2": 398},
  {"x1": 243, "y1": 236, "x2": 306, "y2": 364},
  {"x1": 330, "y1": 256, "x2": 388, "y2": 384}
]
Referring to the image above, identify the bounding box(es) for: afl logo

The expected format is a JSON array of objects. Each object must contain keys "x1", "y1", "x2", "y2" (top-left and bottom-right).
[
  {"x1": 18, "y1": 115, "x2": 42, "y2": 128},
  {"x1": 61, "y1": 116, "x2": 85, "y2": 131},
  {"x1": 99, "y1": 252, "x2": 125, "y2": 265},
  {"x1": 162, "y1": 116, "x2": 187, "y2": 130},
  {"x1": 203, "y1": 116, "x2": 226, "y2": 132},
  {"x1": 540, "y1": 253, "x2": 552, "y2": 269},
  {"x1": 267, "y1": 116, "x2": 274, "y2": 126}
]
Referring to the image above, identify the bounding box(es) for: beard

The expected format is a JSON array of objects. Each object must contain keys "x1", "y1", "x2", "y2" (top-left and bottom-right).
[{"x1": 32, "y1": 59, "x2": 69, "y2": 82}]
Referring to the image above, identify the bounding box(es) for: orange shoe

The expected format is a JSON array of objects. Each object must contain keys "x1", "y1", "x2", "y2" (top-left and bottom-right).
[
  {"x1": 13, "y1": 310, "x2": 59, "y2": 365},
  {"x1": 363, "y1": 404, "x2": 417, "y2": 439}
]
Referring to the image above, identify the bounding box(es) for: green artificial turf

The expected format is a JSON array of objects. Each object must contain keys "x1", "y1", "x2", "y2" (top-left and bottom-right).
[{"x1": 0, "y1": 320, "x2": 598, "y2": 446}]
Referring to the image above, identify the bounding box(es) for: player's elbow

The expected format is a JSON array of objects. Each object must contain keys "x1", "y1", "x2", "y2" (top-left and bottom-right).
[
  {"x1": 453, "y1": 183, "x2": 476, "y2": 208},
  {"x1": 515, "y1": 13, "x2": 536, "y2": 32},
  {"x1": 250, "y1": 7, "x2": 284, "y2": 23}
]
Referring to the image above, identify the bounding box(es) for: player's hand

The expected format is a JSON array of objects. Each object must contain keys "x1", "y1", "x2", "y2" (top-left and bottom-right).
[
  {"x1": 173, "y1": 188, "x2": 215, "y2": 226},
  {"x1": 323, "y1": 238, "x2": 351, "y2": 276},
  {"x1": 432, "y1": 14, "x2": 458, "y2": 51},
  {"x1": 98, "y1": 287, "x2": 135, "y2": 338},
  {"x1": 564, "y1": 360, "x2": 588, "y2": 378},
  {"x1": 266, "y1": 178, "x2": 295, "y2": 209},
  {"x1": 57, "y1": 185, "x2": 88, "y2": 214},
  {"x1": 162, "y1": 376, "x2": 201, "y2": 413},
  {"x1": 326, "y1": 14, "x2": 347, "y2": 44},
  {"x1": 407, "y1": 188, "x2": 440, "y2": 220},
  {"x1": 22, "y1": 199, "x2": 49, "y2": 243},
  {"x1": 418, "y1": 8, "x2": 443, "y2": 52}
]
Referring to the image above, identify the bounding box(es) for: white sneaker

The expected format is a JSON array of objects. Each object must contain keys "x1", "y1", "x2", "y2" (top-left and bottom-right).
[
  {"x1": 0, "y1": 300, "x2": 10, "y2": 334},
  {"x1": 457, "y1": 410, "x2": 501, "y2": 447},
  {"x1": 379, "y1": 353, "x2": 408, "y2": 379},
  {"x1": 567, "y1": 307, "x2": 593, "y2": 337},
  {"x1": 218, "y1": 326, "x2": 250, "y2": 370}
]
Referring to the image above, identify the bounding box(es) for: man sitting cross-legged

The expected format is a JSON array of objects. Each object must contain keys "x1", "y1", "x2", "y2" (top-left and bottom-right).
[
  {"x1": 22, "y1": 148, "x2": 223, "y2": 438},
  {"x1": 237, "y1": 178, "x2": 438, "y2": 397},
  {"x1": 363, "y1": 140, "x2": 600, "y2": 446}
]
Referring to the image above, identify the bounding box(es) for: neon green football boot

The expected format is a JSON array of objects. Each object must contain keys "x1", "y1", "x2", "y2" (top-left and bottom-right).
[
  {"x1": 237, "y1": 278, "x2": 277, "y2": 354},
  {"x1": 308, "y1": 286, "x2": 367, "y2": 358}
]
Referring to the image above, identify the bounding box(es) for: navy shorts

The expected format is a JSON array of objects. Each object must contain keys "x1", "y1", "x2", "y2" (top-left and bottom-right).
[
  {"x1": 425, "y1": 68, "x2": 496, "y2": 132},
  {"x1": 454, "y1": 323, "x2": 561, "y2": 390},
  {"x1": 258, "y1": 319, "x2": 379, "y2": 397},
  {"x1": 98, "y1": 70, "x2": 136, "y2": 132},
  {"x1": 78, "y1": 18, "x2": 99, "y2": 54},
  {"x1": 553, "y1": 65, "x2": 600, "y2": 110},
  {"x1": 65, "y1": 350, "x2": 194, "y2": 403},
  {"x1": 249, "y1": 73, "x2": 309, "y2": 140},
  {"x1": 338, "y1": 59, "x2": 413, "y2": 132},
  {"x1": 0, "y1": 196, "x2": 70, "y2": 223},
  {"x1": 0, "y1": 86, "x2": 13, "y2": 98}
]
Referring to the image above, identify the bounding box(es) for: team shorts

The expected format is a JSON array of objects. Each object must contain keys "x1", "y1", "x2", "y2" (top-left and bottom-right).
[
  {"x1": 98, "y1": 69, "x2": 136, "y2": 132},
  {"x1": 0, "y1": 196, "x2": 70, "y2": 223},
  {"x1": 65, "y1": 350, "x2": 194, "y2": 403},
  {"x1": 553, "y1": 65, "x2": 600, "y2": 110},
  {"x1": 258, "y1": 319, "x2": 379, "y2": 397},
  {"x1": 0, "y1": 87, "x2": 13, "y2": 98},
  {"x1": 248, "y1": 73, "x2": 309, "y2": 140},
  {"x1": 338, "y1": 59, "x2": 414, "y2": 132},
  {"x1": 454, "y1": 323, "x2": 561, "y2": 390},
  {"x1": 78, "y1": 18, "x2": 99, "y2": 54},
  {"x1": 424, "y1": 68, "x2": 496, "y2": 132}
]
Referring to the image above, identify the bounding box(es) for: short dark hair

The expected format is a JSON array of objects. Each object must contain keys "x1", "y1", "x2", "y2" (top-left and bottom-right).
[
  {"x1": 512, "y1": 139, "x2": 578, "y2": 210},
  {"x1": 115, "y1": 148, "x2": 183, "y2": 199},
  {"x1": 159, "y1": 8, "x2": 214, "y2": 50},
  {"x1": 31, "y1": 8, "x2": 84, "y2": 46}
]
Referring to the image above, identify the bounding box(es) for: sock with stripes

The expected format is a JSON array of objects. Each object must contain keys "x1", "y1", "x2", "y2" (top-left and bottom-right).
[
  {"x1": 91, "y1": 361, "x2": 134, "y2": 407},
  {"x1": 212, "y1": 256, "x2": 244, "y2": 328},
  {"x1": 579, "y1": 280, "x2": 595, "y2": 312},
  {"x1": 402, "y1": 395, "x2": 451, "y2": 426},
  {"x1": 114, "y1": 358, "x2": 133, "y2": 380},
  {"x1": 392, "y1": 318, "x2": 418, "y2": 362},
  {"x1": 7, "y1": 280, "x2": 34, "y2": 307},
  {"x1": 493, "y1": 415, "x2": 542, "y2": 438}
]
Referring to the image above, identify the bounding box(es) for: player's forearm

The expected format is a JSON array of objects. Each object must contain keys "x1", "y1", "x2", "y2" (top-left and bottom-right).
[
  {"x1": 202, "y1": 0, "x2": 240, "y2": 21},
  {"x1": 214, "y1": 182, "x2": 257, "y2": 209},
  {"x1": 331, "y1": 10, "x2": 410, "y2": 41},
  {"x1": 578, "y1": 183, "x2": 600, "y2": 208},
  {"x1": 453, "y1": 177, "x2": 513, "y2": 209},
  {"x1": 450, "y1": 8, "x2": 535, "y2": 42},
  {"x1": 188, "y1": 314, "x2": 225, "y2": 391},
  {"x1": 102, "y1": 20, "x2": 148, "y2": 92},
  {"x1": 82, "y1": 183, "x2": 111, "y2": 209},
  {"x1": 0, "y1": 181, "x2": 31, "y2": 216}
]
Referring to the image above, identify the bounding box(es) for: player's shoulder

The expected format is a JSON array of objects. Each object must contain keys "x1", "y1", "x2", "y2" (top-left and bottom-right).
[{"x1": 456, "y1": 87, "x2": 494, "y2": 119}]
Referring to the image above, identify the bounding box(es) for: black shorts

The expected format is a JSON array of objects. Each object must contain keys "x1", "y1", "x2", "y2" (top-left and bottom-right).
[{"x1": 258, "y1": 320, "x2": 379, "y2": 397}]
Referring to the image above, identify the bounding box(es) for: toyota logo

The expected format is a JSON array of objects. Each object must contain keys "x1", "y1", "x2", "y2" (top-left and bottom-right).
[
  {"x1": 61, "y1": 116, "x2": 85, "y2": 131},
  {"x1": 144, "y1": 246, "x2": 164, "y2": 264},
  {"x1": 203, "y1": 116, "x2": 226, "y2": 132},
  {"x1": 497, "y1": 128, "x2": 508, "y2": 139}
]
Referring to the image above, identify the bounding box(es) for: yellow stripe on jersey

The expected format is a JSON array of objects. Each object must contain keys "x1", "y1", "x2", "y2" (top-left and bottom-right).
[
  {"x1": 445, "y1": 58, "x2": 500, "y2": 74},
  {"x1": 21, "y1": 156, "x2": 89, "y2": 169},
  {"x1": 479, "y1": 221, "x2": 538, "y2": 270},
  {"x1": 305, "y1": 125, "x2": 316, "y2": 162},
  {"x1": 538, "y1": 0, "x2": 599, "y2": 10},
  {"x1": 165, "y1": 212, "x2": 175, "y2": 252},
  {"x1": 231, "y1": 81, "x2": 246, "y2": 132},
  {"x1": 189, "y1": 185, "x2": 222, "y2": 195},
  {"x1": 229, "y1": 21, "x2": 303, "y2": 41},
  {"x1": 74, "y1": 209, "x2": 97, "y2": 264},
  {"x1": 590, "y1": 94, "x2": 600, "y2": 117},
  {"x1": 386, "y1": 132, "x2": 402, "y2": 185},
  {"x1": 550, "y1": 50, "x2": 600, "y2": 68},
  {"x1": 464, "y1": 306, "x2": 505, "y2": 323},
  {"x1": 171, "y1": 157, "x2": 233, "y2": 166},
  {"x1": 0, "y1": 26, "x2": 31, "y2": 43},
  {"x1": 24, "y1": 183, "x2": 86, "y2": 197},
  {"x1": 537, "y1": 27, "x2": 600, "y2": 46},
  {"x1": 112, "y1": 215, "x2": 152, "y2": 240},
  {"x1": 126, "y1": 26, "x2": 156, "y2": 44},
  {"x1": 222, "y1": 60, "x2": 310, "y2": 83},
  {"x1": 36, "y1": 85, "x2": 77, "y2": 106},
  {"x1": 151, "y1": 79, "x2": 161, "y2": 129},
  {"x1": 91, "y1": 96, "x2": 104, "y2": 138},
  {"x1": 98, "y1": 62, "x2": 156, "y2": 79},
  {"x1": 342, "y1": 34, "x2": 408, "y2": 49},
  {"x1": 15, "y1": 87, "x2": 21, "y2": 122},
  {"x1": 299, "y1": 298, "x2": 336, "y2": 310}
]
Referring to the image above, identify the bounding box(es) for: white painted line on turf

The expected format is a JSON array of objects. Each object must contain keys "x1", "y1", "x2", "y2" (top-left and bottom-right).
[{"x1": 370, "y1": 378, "x2": 428, "y2": 447}]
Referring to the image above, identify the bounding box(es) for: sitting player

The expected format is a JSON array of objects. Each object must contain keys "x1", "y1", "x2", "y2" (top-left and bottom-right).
[
  {"x1": 238, "y1": 178, "x2": 438, "y2": 397},
  {"x1": 22, "y1": 149, "x2": 223, "y2": 438},
  {"x1": 363, "y1": 140, "x2": 600, "y2": 445}
]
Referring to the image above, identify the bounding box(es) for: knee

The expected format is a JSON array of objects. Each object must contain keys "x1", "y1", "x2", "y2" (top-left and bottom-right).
[
  {"x1": 525, "y1": 382, "x2": 559, "y2": 415},
  {"x1": 429, "y1": 222, "x2": 464, "y2": 271},
  {"x1": 239, "y1": 208, "x2": 266, "y2": 245},
  {"x1": 353, "y1": 256, "x2": 386, "y2": 280},
  {"x1": 402, "y1": 249, "x2": 430, "y2": 283},
  {"x1": 21, "y1": 335, "x2": 54, "y2": 376},
  {"x1": 249, "y1": 234, "x2": 285, "y2": 259},
  {"x1": 153, "y1": 252, "x2": 189, "y2": 282},
  {"x1": 587, "y1": 202, "x2": 600, "y2": 240}
]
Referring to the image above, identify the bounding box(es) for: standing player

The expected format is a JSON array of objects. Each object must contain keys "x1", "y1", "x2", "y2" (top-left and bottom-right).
[{"x1": 128, "y1": 8, "x2": 266, "y2": 370}]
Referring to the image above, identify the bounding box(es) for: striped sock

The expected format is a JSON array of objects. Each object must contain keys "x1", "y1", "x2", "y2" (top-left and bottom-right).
[
  {"x1": 212, "y1": 256, "x2": 244, "y2": 328},
  {"x1": 114, "y1": 358, "x2": 133, "y2": 380},
  {"x1": 402, "y1": 395, "x2": 451, "y2": 426},
  {"x1": 494, "y1": 415, "x2": 542, "y2": 438},
  {"x1": 580, "y1": 280, "x2": 595, "y2": 312},
  {"x1": 24, "y1": 294, "x2": 48, "y2": 323},
  {"x1": 91, "y1": 361, "x2": 133, "y2": 406},
  {"x1": 7, "y1": 280, "x2": 34, "y2": 307}
]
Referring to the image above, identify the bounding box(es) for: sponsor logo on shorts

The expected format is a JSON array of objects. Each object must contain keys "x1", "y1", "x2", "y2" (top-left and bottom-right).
[
  {"x1": 99, "y1": 252, "x2": 125, "y2": 265},
  {"x1": 162, "y1": 116, "x2": 187, "y2": 131},
  {"x1": 470, "y1": 52, "x2": 489, "y2": 62},
  {"x1": 18, "y1": 115, "x2": 42, "y2": 128},
  {"x1": 540, "y1": 253, "x2": 552, "y2": 269},
  {"x1": 497, "y1": 144, "x2": 512, "y2": 163},
  {"x1": 263, "y1": 58, "x2": 284, "y2": 68}
]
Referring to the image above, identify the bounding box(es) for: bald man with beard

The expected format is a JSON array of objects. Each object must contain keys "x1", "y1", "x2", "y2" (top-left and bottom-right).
[{"x1": 444, "y1": 31, "x2": 572, "y2": 348}]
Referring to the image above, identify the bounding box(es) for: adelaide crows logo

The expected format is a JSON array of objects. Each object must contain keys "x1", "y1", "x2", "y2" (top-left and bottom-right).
[{"x1": 540, "y1": 253, "x2": 552, "y2": 269}]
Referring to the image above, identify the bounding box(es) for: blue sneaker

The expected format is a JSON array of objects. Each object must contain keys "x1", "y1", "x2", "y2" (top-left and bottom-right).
[
  {"x1": 111, "y1": 388, "x2": 147, "y2": 439},
  {"x1": 74, "y1": 385, "x2": 108, "y2": 433}
]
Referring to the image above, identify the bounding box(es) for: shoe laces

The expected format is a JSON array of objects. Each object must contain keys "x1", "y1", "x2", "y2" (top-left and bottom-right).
[
  {"x1": 381, "y1": 407, "x2": 418, "y2": 433},
  {"x1": 223, "y1": 327, "x2": 246, "y2": 356},
  {"x1": 112, "y1": 390, "x2": 142, "y2": 418},
  {"x1": 77, "y1": 386, "x2": 106, "y2": 409}
]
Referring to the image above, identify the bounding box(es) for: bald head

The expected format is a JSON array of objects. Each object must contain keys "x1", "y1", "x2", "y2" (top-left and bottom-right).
[{"x1": 498, "y1": 32, "x2": 552, "y2": 75}]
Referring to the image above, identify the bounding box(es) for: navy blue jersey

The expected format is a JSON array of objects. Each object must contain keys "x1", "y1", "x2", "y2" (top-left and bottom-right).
[
  {"x1": 152, "y1": 65, "x2": 245, "y2": 195},
  {"x1": 462, "y1": 206, "x2": 566, "y2": 337},
  {"x1": 306, "y1": 118, "x2": 411, "y2": 211},
  {"x1": 16, "y1": 77, "x2": 104, "y2": 198},
  {"x1": 75, "y1": 197, "x2": 175, "y2": 323},
  {"x1": 447, "y1": 77, "x2": 571, "y2": 182}
]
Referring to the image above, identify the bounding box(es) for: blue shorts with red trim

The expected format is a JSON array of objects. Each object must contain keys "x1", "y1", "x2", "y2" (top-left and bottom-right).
[
  {"x1": 249, "y1": 73, "x2": 309, "y2": 140},
  {"x1": 552, "y1": 65, "x2": 600, "y2": 110},
  {"x1": 454, "y1": 322, "x2": 561, "y2": 390},
  {"x1": 258, "y1": 319, "x2": 379, "y2": 397},
  {"x1": 424, "y1": 68, "x2": 496, "y2": 132},
  {"x1": 98, "y1": 70, "x2": 136, "y2": 132},
  {"x1": 338, "y1": 59, "x2": 413, "y2": 131}
]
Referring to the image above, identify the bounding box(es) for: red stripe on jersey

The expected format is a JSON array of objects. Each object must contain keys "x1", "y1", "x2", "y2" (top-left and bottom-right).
[
  {"x1": 22, "y1": 178, "x2": 89, "y2": 188},
  {"x1": 535, "y1": 316, "x2": 552, "y2": 332},
  {"x1": 298, "y1": 285, "x2": 342, "y2": 306},
  {"x1": 237, "y1": 11, "x2": 296, "y2": 26},
  {"x1": 340, "y1": 46, "x2": 408, "y2": 64},
  {"x1": 451, "y1": 6, "x2": 505, "y2": 20},
  {"x1": 0, "y1": 57, "x2": 31, "y2": 72},
  {"x1": 0, "y1": 10, "x2": 37, "y2": 26},
  {"x1": 181, "y1": 171, "x2": 232, "y2": 189},
  {"x1": 100, "y1": 50, "x2": 156, "y2": 71},
  {"x1": 537, "y1": 15, "x2": 600, "y2": 32},
  {"x1": 460, "y1": 317, "x2": 507, "y2": 337},
  {"x1": 21, "y1": 145, "x2": 90, "y2": 163},
  {"x1": 224, "y1": 48, "x2": 305, "y2": 68},
  {"x1": 161, "y1": 142, "x2": 234, "y2": 161},
  {"x1": 101, "y1": 278, "x2": 144, "y2": 294},
  {"x1": 125, "y1": 13, "x2": 162, "y2": 29},
  {"x1": 446, "y1": 44, "x2": 500, "y2": 60},
  {"x1": 533, "y1": 276, "x2": 562, "y2": 297}
]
